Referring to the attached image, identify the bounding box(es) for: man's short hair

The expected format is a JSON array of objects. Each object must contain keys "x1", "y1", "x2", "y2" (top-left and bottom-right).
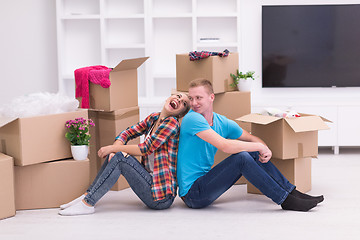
[{"x1": 188, "y1": 78, "x2": 214, "y2": 94}]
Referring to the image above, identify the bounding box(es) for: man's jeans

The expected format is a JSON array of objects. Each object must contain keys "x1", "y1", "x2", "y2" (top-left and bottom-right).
[
  {"x1": 84, "y1": 152, "x2": 174, "y2": 210},
  {"x1": 182, "y1": 151, "x2": 295, "y2": 209}
]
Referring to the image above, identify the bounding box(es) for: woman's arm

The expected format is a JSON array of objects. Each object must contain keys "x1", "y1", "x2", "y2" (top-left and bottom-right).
[{"x1": 97, "y1": 140, "x2": 142, "y2": 159}]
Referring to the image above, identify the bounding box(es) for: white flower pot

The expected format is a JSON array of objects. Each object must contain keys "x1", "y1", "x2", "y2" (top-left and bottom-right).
[
  {"x1": 237, "y1": 78, "x2": 253, "y2": 92},
  {"x1": 71, "y1": 145, "x2": 89, "y2": 161}
]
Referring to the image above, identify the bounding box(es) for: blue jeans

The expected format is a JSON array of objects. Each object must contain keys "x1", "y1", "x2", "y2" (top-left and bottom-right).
[
  {"x1": 84, "y1": 152, "x2": 174, "y2": 210},
  {"x1": 182, "y1": 151, "x2": 295, "y2": 209}
]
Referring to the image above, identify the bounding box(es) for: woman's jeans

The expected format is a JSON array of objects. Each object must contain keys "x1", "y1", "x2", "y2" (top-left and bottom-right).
[
  {"x1": 182, "y1": 151, "x2": 295, "y2": 209},
  {"x1": 84, "y1": 152, "x2": 174, "y2": 210}
]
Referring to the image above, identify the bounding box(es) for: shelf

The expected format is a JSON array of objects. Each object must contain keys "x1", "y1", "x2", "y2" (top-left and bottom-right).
[
  {"x1": 61, "y1": 0, "x2": 100, "y2": 15},
  {"x1": 196, "y1": 0, "x2": 237, "y2": 13},
  {"x1": 152, "y1": 0, "x2": 192, "y2": 16},
  {"x1": 104, "y1": 43, "x2": 146, "y2": 49},
  {"x1": 60, "y1": 14, "x2": 100, "y2": 20},
  {"x1": 105, "y1": 18, "x2": 145, "y2": 45},
  {"x1": 104, "y1": 14, "x2": 145, "y2": 19},
  {"x1": 104, "y1": 0, "x2": 144, "y2": 16}
]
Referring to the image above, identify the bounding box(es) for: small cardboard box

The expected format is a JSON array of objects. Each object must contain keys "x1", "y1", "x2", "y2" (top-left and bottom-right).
[
  {"x1": 0, "y1": 153, "x2": 15, "y2": 220},
  {"x1": 236, "y1": 113, "x2": 330, "y2": 159},
  {"x1": 89, "y1": 106, "x2": 140, "y2": 191},
  {"x1": 15, "y1": 159, "x2": 90, "y2": 210},
  {"x1": 84, "y1": 57, "x2": 148, "y2": 111},
  {"x1": 0, "y1": 109, "x2": 88, "y2": 166},
  {"x1": 176, "y1": 52, "x2": 238, "y2": 94},
  {"x1": 247, "y1": 157, "x2": 312, "y2": 194}
]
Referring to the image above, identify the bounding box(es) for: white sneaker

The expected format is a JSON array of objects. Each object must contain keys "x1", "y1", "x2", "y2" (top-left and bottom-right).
[
  {"x1": 58, "y1": 201, "x2": 95, "y2": 216},
  {"x1": 60, "y1": 194, "x2": 85, "y2": 210}
]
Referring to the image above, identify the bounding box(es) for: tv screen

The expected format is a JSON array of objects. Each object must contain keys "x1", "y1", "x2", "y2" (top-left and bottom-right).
[{"x1": 262, "y1": 4, "x2": 360, "y2": 88}]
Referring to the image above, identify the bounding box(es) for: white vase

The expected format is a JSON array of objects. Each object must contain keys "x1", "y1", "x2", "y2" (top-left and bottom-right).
[
  {"x1": 237, "y1": 78, "x2": 253, "y2": 92},
  {"x1": 70, "y1": 145, "x2": 89, "y2": 161}
]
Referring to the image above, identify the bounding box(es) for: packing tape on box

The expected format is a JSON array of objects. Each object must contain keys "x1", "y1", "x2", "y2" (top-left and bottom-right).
[{"x1": 1, "y1": 139, "x2": 6, "y2": 154}]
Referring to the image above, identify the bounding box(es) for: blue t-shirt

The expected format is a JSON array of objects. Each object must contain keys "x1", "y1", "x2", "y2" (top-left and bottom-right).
[{"x1": 177, "y1": 110, "x2": 243, "y2": 197}]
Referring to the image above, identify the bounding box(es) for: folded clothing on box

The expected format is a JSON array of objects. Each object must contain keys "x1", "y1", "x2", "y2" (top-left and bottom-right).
[{"x1": 75, "y1": 66, "x2": 112, "y2": 108}]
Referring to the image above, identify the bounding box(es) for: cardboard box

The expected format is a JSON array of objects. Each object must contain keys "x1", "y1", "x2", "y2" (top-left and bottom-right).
[
  {"x1": 176, "y1": 52, "x2": 239, "y2": 94},
  {"x1": 236, "y1": 113, "x2": 330, "y2": 159},
  {"x1": 247, "y1": 157, "x2": 312, "y2": 194},
  {"x1": 0, "y1": 110, "x2": 88, "y2": 166},
  {"x1": 89, "y1": 106, "x2": 140, "y2": 191},
  {"x1": 83, "y1": 57, "x2": 148, "y2": 111},
  {"x1": 15, "y1": 159, "x2": 90, "y2": 210},
  {"x1": 0, "y1": 153, "x2": 15, "y2": 220},
  {"x1": 213, "y1": 91, "x2": 251, "y2": 132}
]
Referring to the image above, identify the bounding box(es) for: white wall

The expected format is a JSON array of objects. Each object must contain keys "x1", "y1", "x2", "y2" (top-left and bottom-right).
[{"x1": 0, "y1": 0, "x2": 58, "y2": 105}]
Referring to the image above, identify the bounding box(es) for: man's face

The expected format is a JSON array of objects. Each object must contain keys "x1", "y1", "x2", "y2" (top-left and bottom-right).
[{"x1": 188, "y1": 86, "x2": 214, "y2": 114}]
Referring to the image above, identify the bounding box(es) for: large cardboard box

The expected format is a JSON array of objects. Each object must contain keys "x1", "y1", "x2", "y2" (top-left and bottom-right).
[
  {"x1": 15, "y1": 159, "x2": 90, "y2": 210},
  {"x1": 236, "y1": 113, "x2": 330, "y2": 159},
  {"x1": 176, "y1": 52, "x2": 238, "y2": 94},
  {"x1": 213, "y1": 91, "x2": 251, "y2": 132},
  {"x1": 0, "y1": 153, "x2": 15, "y2": 220},
  {"x1": 89, "y1": 106, "x2": 140, "y2": 191},
  {"x1": 247, "y1": 157, "x2": 312, "y2": 194},
  {"x1": 84, "y1": 57, "x2": 148, "y2": 111},
  {"x1": 213, "y1": 91, "x2": 252, "y2": 185},
  {"x1": 0, "y1": 110, "x2": 88, "y2": 166}
]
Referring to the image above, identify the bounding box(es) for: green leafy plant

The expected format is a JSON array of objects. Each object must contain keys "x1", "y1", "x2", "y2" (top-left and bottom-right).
[
  {"x1": 65, "y1": 117, "x2": 95, "y2": 146},
  {"x1": 230, "y1": 70, "x2": 256, "y2": 88}
]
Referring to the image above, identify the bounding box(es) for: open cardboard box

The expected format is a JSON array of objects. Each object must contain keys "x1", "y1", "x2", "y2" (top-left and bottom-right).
[
  {"x1": 0, "y1": 153, "x2": 15, "y2": 220},
  {"x1": 15, "y1": 159, "x2": 90, "y2": 210},
  {"x1": 176, "y1": 52, "x2": 238, "y2": 94},
  {"x1": 0, "y1": 109, "x2": 88, "y2": 166},
  {"x1": 79, "y1": 57, "x2": 148, "y2": 111},
  {"x1": 89, "y1": 106, "x2": 140, "y2": 191},
  {"x1": 247, "y1": 157, "x2": 312, "y2": 194},
  {"x1": 236, "y1": 113, "x2": 331, "y2": 159}
]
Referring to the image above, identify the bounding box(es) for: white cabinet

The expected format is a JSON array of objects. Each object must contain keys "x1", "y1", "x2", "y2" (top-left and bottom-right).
[
  {"x1": 338, "y1": 106, "x2": 360, "y2": 146},
  {"x1": 56, "y1": 0, "x2": 241, "y2": 103}
]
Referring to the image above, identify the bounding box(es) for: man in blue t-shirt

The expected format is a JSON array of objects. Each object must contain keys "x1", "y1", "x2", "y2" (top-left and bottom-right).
[{"x1": 177, "y1": 78, "x2": 324, "y2": 211}]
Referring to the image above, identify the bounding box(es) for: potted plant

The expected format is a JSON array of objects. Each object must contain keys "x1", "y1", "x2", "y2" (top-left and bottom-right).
[
  {"x1": 65, "y1": 117, "x2": 95, "y2": 160},
  {"x1": 230, "y1": 70, "x2": 256, "y2": 91}
]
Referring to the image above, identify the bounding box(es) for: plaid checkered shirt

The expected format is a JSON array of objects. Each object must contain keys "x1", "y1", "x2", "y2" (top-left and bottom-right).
[{"x1": 115, "y1": 112, "x2": 179, "y2": 201}]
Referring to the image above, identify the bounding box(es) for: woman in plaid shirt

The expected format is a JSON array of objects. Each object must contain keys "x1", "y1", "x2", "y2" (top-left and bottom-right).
[{"x1": 59, "y1": 93, "x2": 190, "y2": 216}]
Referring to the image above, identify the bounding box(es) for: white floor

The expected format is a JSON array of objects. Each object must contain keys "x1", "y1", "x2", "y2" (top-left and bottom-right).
[{"x1": 1, "y1": 148, "x2": 360, "y2": 240}]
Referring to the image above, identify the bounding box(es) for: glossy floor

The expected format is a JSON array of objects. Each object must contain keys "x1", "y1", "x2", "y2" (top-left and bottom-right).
[{"x1": 1, "y1": 148, "x2": 359, "y2": 240}]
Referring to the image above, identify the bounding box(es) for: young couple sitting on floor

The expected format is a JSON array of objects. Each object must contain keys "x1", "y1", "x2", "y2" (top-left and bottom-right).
[{"x1": 59, "y1": 78, "x2": 323, "y2": 216}]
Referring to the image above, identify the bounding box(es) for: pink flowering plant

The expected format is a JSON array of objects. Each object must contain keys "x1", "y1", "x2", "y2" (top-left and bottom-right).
[{"x1": 65, "y1": 117, "x2": 95, "y2": 146}]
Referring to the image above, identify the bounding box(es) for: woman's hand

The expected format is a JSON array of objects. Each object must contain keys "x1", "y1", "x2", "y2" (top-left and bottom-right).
[{"x1": 98, "y1": 145, "x2": 114, "y2": 159}]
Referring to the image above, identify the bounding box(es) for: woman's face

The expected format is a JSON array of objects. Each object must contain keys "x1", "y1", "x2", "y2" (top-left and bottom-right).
[{"x1": 163, "y1": 93, "x2": 190, "y2": 117}]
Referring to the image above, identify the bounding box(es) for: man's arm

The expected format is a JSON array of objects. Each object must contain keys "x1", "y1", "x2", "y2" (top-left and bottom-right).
[{"x1": 196, "y1": 129, "x2": 272, "y2": 163}]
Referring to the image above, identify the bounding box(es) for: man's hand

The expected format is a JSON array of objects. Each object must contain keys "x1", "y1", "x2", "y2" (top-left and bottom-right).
[{"x1": 258, "y1": 144, "x2": 272, "y2": 163}]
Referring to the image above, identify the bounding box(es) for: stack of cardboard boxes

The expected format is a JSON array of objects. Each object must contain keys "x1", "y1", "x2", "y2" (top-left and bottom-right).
[
  {"x1": 84, "y1": 57, "x2": 148, "y2": 191},
  {"x1": 176, "y1": 52, "x2": 251, "y2": 184},
  {"x1": 0, "y1": 109, "x2": 90, "y2": 219},
  {"x1": 237, "y1": 113, "x2": 330, "y2": 193}
]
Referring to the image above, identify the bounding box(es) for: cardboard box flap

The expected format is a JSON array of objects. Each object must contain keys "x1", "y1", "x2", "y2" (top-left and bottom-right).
[
  {"x1": 236, "y1": 113, "x2": 280, "y2": 125},
  {"x1": 285, "y1": 116, "x2": 330, "y2": 132},
  {"x1": 112, "y1": 57, "x2": 149, "y2": 72},
  {"x1": 0, "y1": 117, "x2": 18, "y2": 128},
  {"x1": 300, "y1": 113, "x2": 332, "y2": 123}
]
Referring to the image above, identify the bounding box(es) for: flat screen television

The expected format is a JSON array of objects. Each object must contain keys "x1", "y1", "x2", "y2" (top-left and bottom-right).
[{"x1": 262, "y1": 4, "x2": 360, "y2": 88}]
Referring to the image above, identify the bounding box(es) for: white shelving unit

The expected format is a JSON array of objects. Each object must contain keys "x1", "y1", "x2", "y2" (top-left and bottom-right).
[{"x1": 56, "y1": 0, "x2": 241, "y2": 108}]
